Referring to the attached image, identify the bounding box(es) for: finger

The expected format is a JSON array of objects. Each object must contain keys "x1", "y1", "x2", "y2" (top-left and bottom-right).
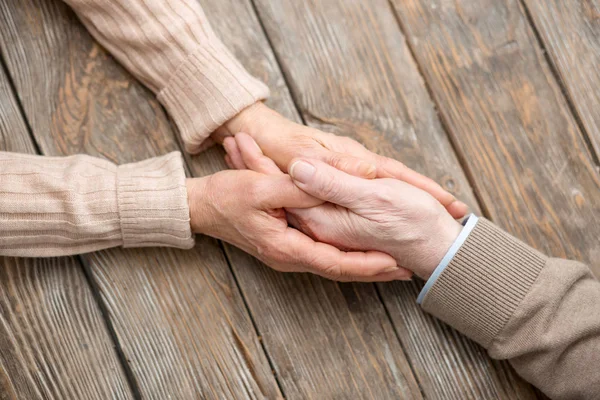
[
  {"x1": 285, "y1": 207, "x2": 321, "y2": 243},
  {"x1": 288, "y1": 158, "x2": 373, "y2": 208},
  {"x1": 324, "y1": 251, "x2": 413, "y2": 282},
  {"x1": 358, "y1": 268, "x2": 413, "y2": 282},
  {"x1": 446, "y1": 200, "x2": 469, "y2": 219},
  {"x1": 257, "y1": 175, "x2": 324, "y2": 209},
  {"x1": 285, "y1": 211, "x2": 303, "y2": 231},
  {"x1": 374, "y1": 155, "x2": 468, "y2": 219},
  {"x1": 224, "y1": 154, "x2": 234, "y2": 169},
  {"x1": 274, "y1": 227, "x2": 409, "y2": 282},
  {"x1": 284, "y1": 208, "x2": 413, "y2": 281},
  {"x1": 223, "y1": 137, "x2": 247, "y2": 170},
  {"x1": 236, "y1": 132, "x2": 283, "y2": 175},
  {"x1": 325, "y1": 151, "x2": 377, "y2": 179}
]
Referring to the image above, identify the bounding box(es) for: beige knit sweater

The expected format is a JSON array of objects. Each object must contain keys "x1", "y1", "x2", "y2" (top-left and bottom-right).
[
  {"x1": 1, "y1": 1, "x2": 598, "y2": 398},
  {"x1": 1, "y1": 0, "x2": 269, "y2": 255}
]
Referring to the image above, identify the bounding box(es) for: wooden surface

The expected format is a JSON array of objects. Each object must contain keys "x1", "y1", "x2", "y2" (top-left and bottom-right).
[
  {"x1": 251, "y1": 0, "x2": 534, "y2": 398},
  {"x1": 0, "y1": 0, "x2": 598, "y2": 398},
  {"x1": 196, "y1": 1, "x2": 422, "y2": 398},
  {"x1": 0, "y1": 0, "x2": 280, "y2": 398},
  {"x1": 390, "y1": 0, "x2": 600, "y2": 273},
  {"x1": 0, "y1": 57, "x2": 132, "y2": 399},
  {"x1": 522, "y1": 0, "x2": 600, "y2": 161}
]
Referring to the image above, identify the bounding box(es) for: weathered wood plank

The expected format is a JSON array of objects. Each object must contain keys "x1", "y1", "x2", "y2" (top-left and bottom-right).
[
  {"x1": 0, "y1": 59, "x2": 133, "y2": 399},
  {"x1": 0, "y1": 257, "x2": 134, "y2": 400},
  {"x1": 249, "y1": 0, "x2": 537, "y2": 398},
  {"x1": 0, "y1": 70, "x2": 35, "y2": 155},
  {"x1": 193, "y1": 1, "x2": 423, "y2": 398},
  {"x1": 389, "y1": 0, "x2": 600, "y2": 394},
  {"x1": 389, "y1": 0, "x2": 600, "y2": 270},
  {"x1": 380, "y1": 280, "x2": 540, "y2": 400},
  {"x1": 0, "y1": 0, "x2": 280, "y2": 398},
  {"x1": 521, "y1": 0, "x2": 600, "y2": 162}
]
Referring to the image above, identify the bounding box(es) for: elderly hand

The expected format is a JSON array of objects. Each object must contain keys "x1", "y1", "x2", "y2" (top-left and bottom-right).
[
  {"x1": 213, "y1": 102, "x2": 467, "y2": 219},
  {"x1": 225, "y1": 133, "x2": 462, "y2": 280},
  {"x1": 186, "y1": 170, "x2": 412, "y2": 282},
  {"x1": 287, "y1": 160, "x2": 462, "y2": 279}
]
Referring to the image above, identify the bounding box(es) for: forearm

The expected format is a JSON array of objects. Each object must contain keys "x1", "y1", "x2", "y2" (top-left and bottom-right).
[
  {"x1": 420, "y1": 218, "x2": 600, "y2": 398},
  {"x1": 62, "y1": 0, "x2": 268, "y2": 153},
  {"x1": 0, "y1": 151, "x2": 193, "y2": 257}
]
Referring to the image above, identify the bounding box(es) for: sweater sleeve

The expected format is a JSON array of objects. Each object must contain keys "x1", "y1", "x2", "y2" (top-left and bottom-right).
[
  {"x1": 62, "y1": 0, "x2": 270, "y2": 154},
  {"x1": 420, "y1": 218, "x2": 600, "y2": 399},
  {"x1": 0, "y1": 151, "x2": 194, "y2": 257}
]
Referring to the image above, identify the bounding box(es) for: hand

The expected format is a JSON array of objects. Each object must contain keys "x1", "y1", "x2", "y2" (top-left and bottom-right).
[
  {"x1": 223, "y1": 134, "x2": 461, "y2": 279},
  {"x1": 287, "y1": 160, "x2": 462, "y2": 279},
  {"x1": 185, "y1": 170, "x2": 413, "y2": 282},
  {"x1": 213, "y1": 102, "x2": 468, "y2": 219}
]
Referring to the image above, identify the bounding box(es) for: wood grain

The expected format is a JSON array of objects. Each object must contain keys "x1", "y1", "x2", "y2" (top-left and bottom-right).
[
  {"x1": 521, "y1": 0, "x2": 600, "y2": 162},
  {"x1": 390, "y1": 0, "x2": 600, "y2": 271},
  {"x1": 0, "y1": 0, "x2": 280, "y2": 398},
  {"x1": 249, "y1": 0, "x2": 537, "y2": 398},
  {"x1": 194, "y1": 1, "x2": 423, "y2": 398},
  {"x1": 0, "y1": 62, "x2": 132, "y2": 399},
  {"x1": 0, "y1": 257, "x2": 133, "y2": 400},
  {"x1": 0, "y1": 68, "x2": 35, "y2": 155},
  {"x1": 390, "y1": 0, "x2": 600, "y2": 393}
]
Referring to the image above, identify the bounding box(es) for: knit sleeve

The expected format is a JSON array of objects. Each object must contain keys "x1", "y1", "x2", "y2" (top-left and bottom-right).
[
  {"x1": 0, "y1": 151, "x2": 194, "y2": 257},
  {"x1": 420, "y1": 218, "x2": 600, "y2": 398},
  {"x1": 62, "y1": 0, "x2": 269, "y2": 154}
]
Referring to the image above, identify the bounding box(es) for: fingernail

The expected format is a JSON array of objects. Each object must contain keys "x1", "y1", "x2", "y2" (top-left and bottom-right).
[
  {"x1": 289, "y1": 161, "x2": 315, "y2": 183},
  {"x1": 367, "y1": 164, "x2": 377, "y2": 177},
  {"x1": 357, "y1": 161, "x2": 377, "y2": 178},
  {"x1": 393, "y1": 269, "x2": 413, "y2": 281}
]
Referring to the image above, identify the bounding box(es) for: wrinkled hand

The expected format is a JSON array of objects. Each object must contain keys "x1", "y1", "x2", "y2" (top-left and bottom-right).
[
  {"x1": 213, "y1": 102, "x2": 467, "y2": 219},
  {"x1": 186, "y1": 170, "x2": 412, "y2": 281},
  {"x1": 287, "y1": 160, "x2": 462, "y2": 279},
  {"x1": 225, "y1": 133, "x2": 461, "y2": 280}
]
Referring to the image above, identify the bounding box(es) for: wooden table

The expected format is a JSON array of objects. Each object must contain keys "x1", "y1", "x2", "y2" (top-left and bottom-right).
[{"x1": 1, "y1": 0, "x2": 599, "y2": 398}]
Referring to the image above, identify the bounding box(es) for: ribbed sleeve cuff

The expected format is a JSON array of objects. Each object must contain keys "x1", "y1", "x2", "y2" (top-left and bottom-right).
[
  {"x1": 420, "y1": 218, "x2": 547, "y2": 347},
  {"x1": 157, "y1": 41, "x2": 270, "y2": 154},
  {"x1": 116, "y1": 152, "x2": 194, "y2": 249}
]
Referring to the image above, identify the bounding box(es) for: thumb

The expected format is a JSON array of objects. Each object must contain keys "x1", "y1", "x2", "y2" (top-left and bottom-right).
[
  {"x1": 258, "y1": 174, "x2": 325, "y2": 209},
  {"x1": 288, "y1": 158, "x2": 373, "y2": 209}
]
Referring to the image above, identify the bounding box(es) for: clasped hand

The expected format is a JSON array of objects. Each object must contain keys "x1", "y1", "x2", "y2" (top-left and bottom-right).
[{"x1": 187, "y1": 104, "x2": 465, "y2": 282}]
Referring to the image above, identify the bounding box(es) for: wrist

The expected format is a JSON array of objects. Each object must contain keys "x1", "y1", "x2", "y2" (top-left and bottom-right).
[
  {"x1": 415, "y1": 215, "x2": 462, "y2": 280},
  {"x1": 186, "y1": 177, "x2": 212, "y2": 234},
  {"x1": 215, "y1": 101, "x2": 271, "y2": 140}
]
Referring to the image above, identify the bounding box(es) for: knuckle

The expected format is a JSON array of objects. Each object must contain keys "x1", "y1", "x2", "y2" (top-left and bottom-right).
[
  {"x1": 318, "y1": 174, "x2": 340, "y2": 199},
  {"x1": 321, "y1": 262, "x2": 344, "y2": 281},
  {"x1": 327, "y1": 153, "x2": 344, "y2": 170}
]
